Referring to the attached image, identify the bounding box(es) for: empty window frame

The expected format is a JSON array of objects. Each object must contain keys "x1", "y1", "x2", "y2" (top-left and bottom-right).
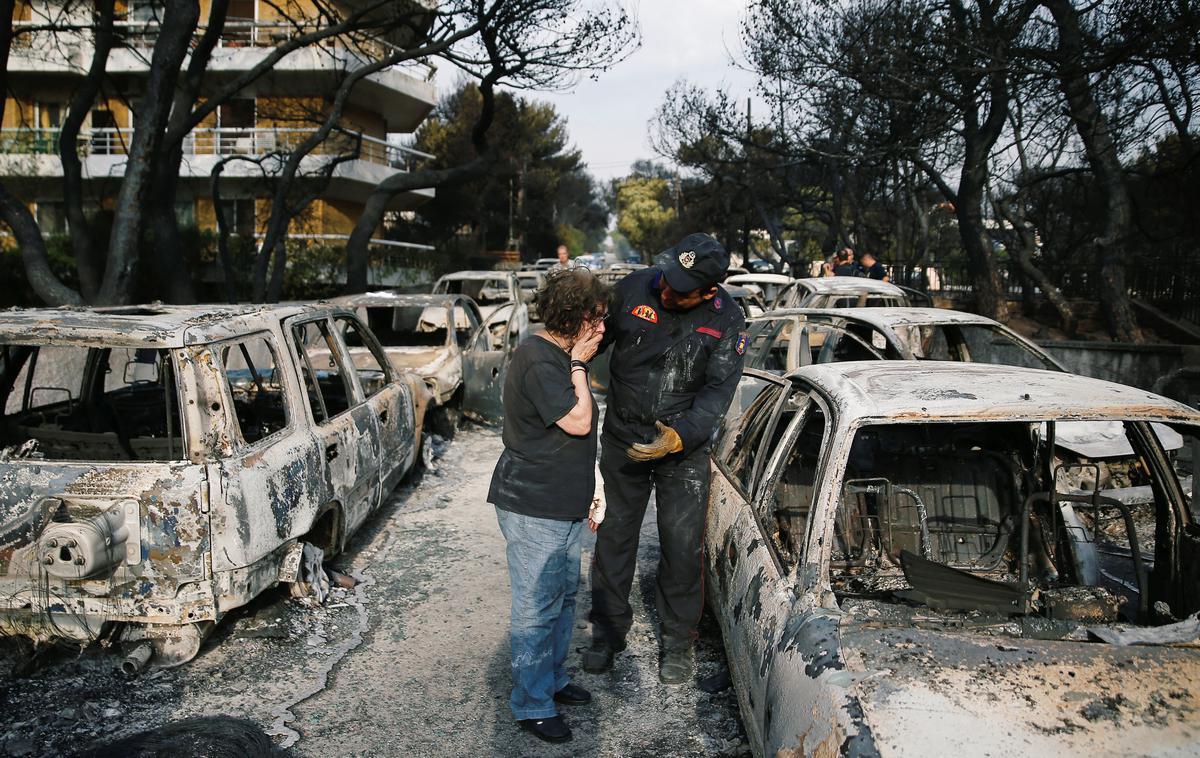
[
  {"x1": 219, "y1": 334, "x2": 290, "y2": 445},
  {"x1": 334, "y1": 316, "x2": 392, "y2": 399},
  {"x1": 292, "y1": 320, "x2": 355, "y2": 423},
  {"x1": 0, "y1": 343, "x2": 184, "y2": 461}
]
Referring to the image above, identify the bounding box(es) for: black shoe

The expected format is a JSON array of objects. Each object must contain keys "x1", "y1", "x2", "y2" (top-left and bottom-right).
[
  {"x1": 517, "y1": 715, "x2": 572, "y2": 743},
  {"x1": 582, "y1": 638, "x2": 617, "y2": 674},
  {"x1": 554, "y1": 683, "x2": 592, "y2": 706},
  {"x1": 659, "y1": 646, "x2": 694, "y2": 685}
]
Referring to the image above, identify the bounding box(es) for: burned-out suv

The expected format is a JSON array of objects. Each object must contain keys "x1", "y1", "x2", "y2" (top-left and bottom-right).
[
  {"x1": 710, "y1": 362, "x2": 1200, "y2": 756},
  {"x1": 0, "y1": 304, "x2": 426, "y2": 667}
]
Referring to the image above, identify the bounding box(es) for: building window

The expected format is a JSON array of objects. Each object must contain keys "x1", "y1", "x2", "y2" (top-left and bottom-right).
[
  {"x1": 175, "y1": 201, "x2": 195, "y2": 228},
  {"x1": 217, "y1": 99, "x2": 255, "y2": 153},
  {"x1": 91, "y1": 109, "x2": 120, "y2": 154},
  {"x1": 218, "y1": 99, "x2": 255, "y2": 129},
  {"x1": 224, "y1": 0, "x2": 256, "y2": 44},
  {"x1": 218, "y1": 198, "x2": 256, "y2": 236},
  {"x1": 37, "y1": 102, "x2": 65, "y2": 130}
]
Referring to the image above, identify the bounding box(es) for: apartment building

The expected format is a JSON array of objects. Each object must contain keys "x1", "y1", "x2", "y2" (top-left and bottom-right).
[{"x1": 1, "y1": 0, "x2": 438, "y2": 268}]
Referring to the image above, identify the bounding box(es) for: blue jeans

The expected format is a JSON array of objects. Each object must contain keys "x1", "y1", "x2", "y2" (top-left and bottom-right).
[{"x1": 495, "y1": 506, "x2": 584, "y2": 720}]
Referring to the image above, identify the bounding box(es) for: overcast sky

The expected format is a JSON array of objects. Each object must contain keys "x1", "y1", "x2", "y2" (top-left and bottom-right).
[{"x1": 434, "y1": 1, "x2": 764, "y2": 181}]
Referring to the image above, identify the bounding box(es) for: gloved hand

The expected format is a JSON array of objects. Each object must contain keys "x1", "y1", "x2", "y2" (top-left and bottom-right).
[{"x1": 626, "y1": 421, "x2": 684, "y2": 461}]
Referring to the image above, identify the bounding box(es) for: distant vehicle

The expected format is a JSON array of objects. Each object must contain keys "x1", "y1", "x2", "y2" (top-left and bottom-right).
[
  {"x1": 724, "y1": 273, "x2": 794, "y2": 308},
  {"x1": 532, "y1": 258, "x2": 560, "y2": 271},
  {"x1": 624, "y1": 254, "x2": 643, "y2": 265},
  {"x1": 514, "y1": 270, "x2": 546, "y2": 321},
  {"x1": 724, "y1": 283, "x2": 768, "y2": 318},
  {"x1": 431, "y1": 270, "x2": 529, "y2": 343},
  {"x1": 0, "y1": 304, "x2": 429, "y2": 667},
  {"x1": 741, "y1": 307, "x2": 1064, "y2": 374},
  {"x1": 710, "y1": 361, "x2": 1200, "y2": 757},
  {"x1": 328, "y1": 292, "x2": 487, "y2": 432},
  {"x1": 592, "y1": 263, "x2": 648, "y2": 286},
  {"x1": 571, "y1": 254, "x2": 603, "y2": 269},
  {"x1": 746, "y1": 259, "x2": 778, "y2": 274},
  {"x1": 735, "y1": 306, "x2": 1171, "y2": 460},
  {"x1": 774, "y1": 277, "x2": 913, "y2": 309}
]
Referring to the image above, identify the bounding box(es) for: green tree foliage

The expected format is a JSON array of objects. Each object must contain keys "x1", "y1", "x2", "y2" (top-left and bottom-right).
[
  {"x1": 407, "y1": 82, "x2": 608, "y2": 265},
  {"x1": 615, "y1": 177, "x2": 677, "y2": 260}
]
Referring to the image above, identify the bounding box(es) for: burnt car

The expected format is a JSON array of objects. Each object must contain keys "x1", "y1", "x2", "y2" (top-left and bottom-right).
[
  {"x1": 592, "y1": 263, "x2": 648, "y2": 287},
  {"x1": 328, "y1": 292, "x2": 483, "y2": 432},
  {"x1": 514, "y1": 270, "x2": 545, "y2": 322},
  {"x1": 709, "y1": 362, "x2": 1200, "y2": 756},
  {"x1": 732, "y1": 307, "x2": 1165, "y2": 463},
  {"x1": 431, "y1": 270, "x2": 529, "y2": 343},
  {"x1": 0, "y1": 304, "x2": 426, "y2": 668},
  {"x1": 741, "y1": 307, "x2": 1064, "y2": 374},
  {"x1": 774, "y1": 277, "x2": 914, "y2": 309},
  {"x1": 724, "y1": 284, "x2": 769, "y2": 319},
  {"x1": 724, "y1": 273, "x2": 794, "y2": 308}
]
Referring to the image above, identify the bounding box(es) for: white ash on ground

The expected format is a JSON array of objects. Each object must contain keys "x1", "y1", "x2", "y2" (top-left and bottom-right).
[{"x1": 0, "y1": 425, "x2": 746, "y2": 757}]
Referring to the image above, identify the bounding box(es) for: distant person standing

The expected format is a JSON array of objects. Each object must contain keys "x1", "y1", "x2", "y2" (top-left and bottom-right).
[
  {"x1": 855, "y1": 251, "x2": 890, "y2": 282},
  {"x1": 549, "y1": 244, "x2": 572, "y2": 271}
]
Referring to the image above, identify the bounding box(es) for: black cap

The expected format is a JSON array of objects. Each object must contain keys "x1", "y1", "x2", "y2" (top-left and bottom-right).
[{"x1": 654, "y1": 233, "x2": 729, "y2": 292}]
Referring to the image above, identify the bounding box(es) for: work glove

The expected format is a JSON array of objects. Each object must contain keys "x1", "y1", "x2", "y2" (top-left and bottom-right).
[{"x1": 626, "y1": 421, "x2": 684, "y2": 461}]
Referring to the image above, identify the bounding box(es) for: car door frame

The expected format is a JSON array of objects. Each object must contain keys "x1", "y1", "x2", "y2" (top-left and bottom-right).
[
  {"x1": 460, "y1": 302, "x2": 516, "y2": 425},
  {"x1": 710, "y1": 371, "x2": 796, "y2": 749},
  {"x1": 751, "y1": 384, "x2": 847, "y2": 754},
  {"x1": 209, "y1": 326, "x2": 328, "y2": 573},
  {"x1": 329, "y1": 310, "x2": 416, "y2": 501},
  {"x1": 284, "y1": 313, "x2": 379, "y2": 545}
]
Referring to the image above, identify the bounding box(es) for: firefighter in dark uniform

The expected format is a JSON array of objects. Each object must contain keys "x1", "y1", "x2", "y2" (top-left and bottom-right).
[{"x1": 584, "y1": 232, "x2": 746, "y2": 684}]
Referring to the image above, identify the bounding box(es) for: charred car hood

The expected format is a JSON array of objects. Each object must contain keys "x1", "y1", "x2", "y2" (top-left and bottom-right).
[{"x1": 841, "y1": 625, "x2": 1200, "y2": 757}]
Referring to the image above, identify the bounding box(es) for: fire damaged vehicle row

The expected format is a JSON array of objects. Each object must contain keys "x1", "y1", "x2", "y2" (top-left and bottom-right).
[
  {"x1": 708, "y1": 362, "x2": 1200, "y2": 757},
  {"x1": 0, "y1": 304, "x2": 430, "y2": 669}
]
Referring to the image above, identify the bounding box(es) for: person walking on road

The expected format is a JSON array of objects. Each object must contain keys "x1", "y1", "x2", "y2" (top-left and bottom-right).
[
  {"x1": 489, "y1": 268, "x2": 609, "y2": 744},
  {"x1": 585, "y1": 232, "x2": 746, "y2": 685}
]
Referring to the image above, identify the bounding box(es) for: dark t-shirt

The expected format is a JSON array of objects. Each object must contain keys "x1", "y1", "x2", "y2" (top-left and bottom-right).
[
  {"x1": 856, "y1": 261, "x2": 888, "y2": 280},
  {"x1": 488, "y1": 336, "x2": 598, "y2": 520}
]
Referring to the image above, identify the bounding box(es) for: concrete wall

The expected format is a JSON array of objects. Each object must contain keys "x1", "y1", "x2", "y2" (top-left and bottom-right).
[{"x1": 1037, "y1": 340, "x2": 1200, "y2": 399}]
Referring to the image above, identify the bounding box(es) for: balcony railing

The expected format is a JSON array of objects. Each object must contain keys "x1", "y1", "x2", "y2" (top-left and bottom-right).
[
  {"x1": 0, "y1": 127, "x2": 435, "y2": 171},
  {"x1": 10, "y1": 19, "x2": 437, "y2": 81}
]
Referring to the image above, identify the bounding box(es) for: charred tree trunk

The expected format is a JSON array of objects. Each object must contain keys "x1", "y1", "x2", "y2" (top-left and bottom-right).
[
  {"x1": 96, "y1": 0, "x2": 199, "y2": 305},
  {"x1": 992, "y1": 198, "x2": 1077, "y2": 334},
  {"x1": 957, "y1": 158, "x2": 1009, "y2": 321},
  {"x1": 344, "y1": 158, "x2": 491, "y2": 292},
  {"x1": 346, "y1": 66, "x2": 504, "y2": 293},
  {"x1": 0, "y1": 185, "x2": 83, "y2": 305},
  {"x1": 211, "y1": 162, "x2": 238, "y2": 304},
  {"x1": 58, "y1": 0, "x2": 116, "y2": 302},
  {"x1": 1043, "y1": 0, "x2": 1141, "y2": 341},
  {"x1": 0, "y1": 0, "x2": 82, "y2": 305}
]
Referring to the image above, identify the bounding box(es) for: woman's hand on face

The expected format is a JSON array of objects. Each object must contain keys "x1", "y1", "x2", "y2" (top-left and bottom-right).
[{"x1": 571, "y1": 323, "x2": 603, "y2": 363}]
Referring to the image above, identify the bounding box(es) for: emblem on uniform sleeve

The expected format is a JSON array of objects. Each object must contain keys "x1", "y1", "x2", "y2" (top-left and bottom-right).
[
  {"x1": 632, "y1": 304, "x2": 658, "y2": 323},
  {"x1": 735, "y1": 333, "x2": 749, "y2": 355},
  {"x1": 679, "y1": 251, "x2": 696, "y2": 268},
  {"x1": 713, "y1": 297, "x2": 723, "y2": 310}
]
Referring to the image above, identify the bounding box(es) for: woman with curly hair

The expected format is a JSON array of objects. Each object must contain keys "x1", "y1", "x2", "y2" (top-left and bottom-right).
[{"x1": 488, "y1": 267, "x2": 609, "y2": 745}]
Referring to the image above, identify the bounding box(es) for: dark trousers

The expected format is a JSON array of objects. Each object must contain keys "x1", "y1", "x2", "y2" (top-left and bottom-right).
[{"x1": 590, "y1": 439, "x2": 710, "y2": 650}]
